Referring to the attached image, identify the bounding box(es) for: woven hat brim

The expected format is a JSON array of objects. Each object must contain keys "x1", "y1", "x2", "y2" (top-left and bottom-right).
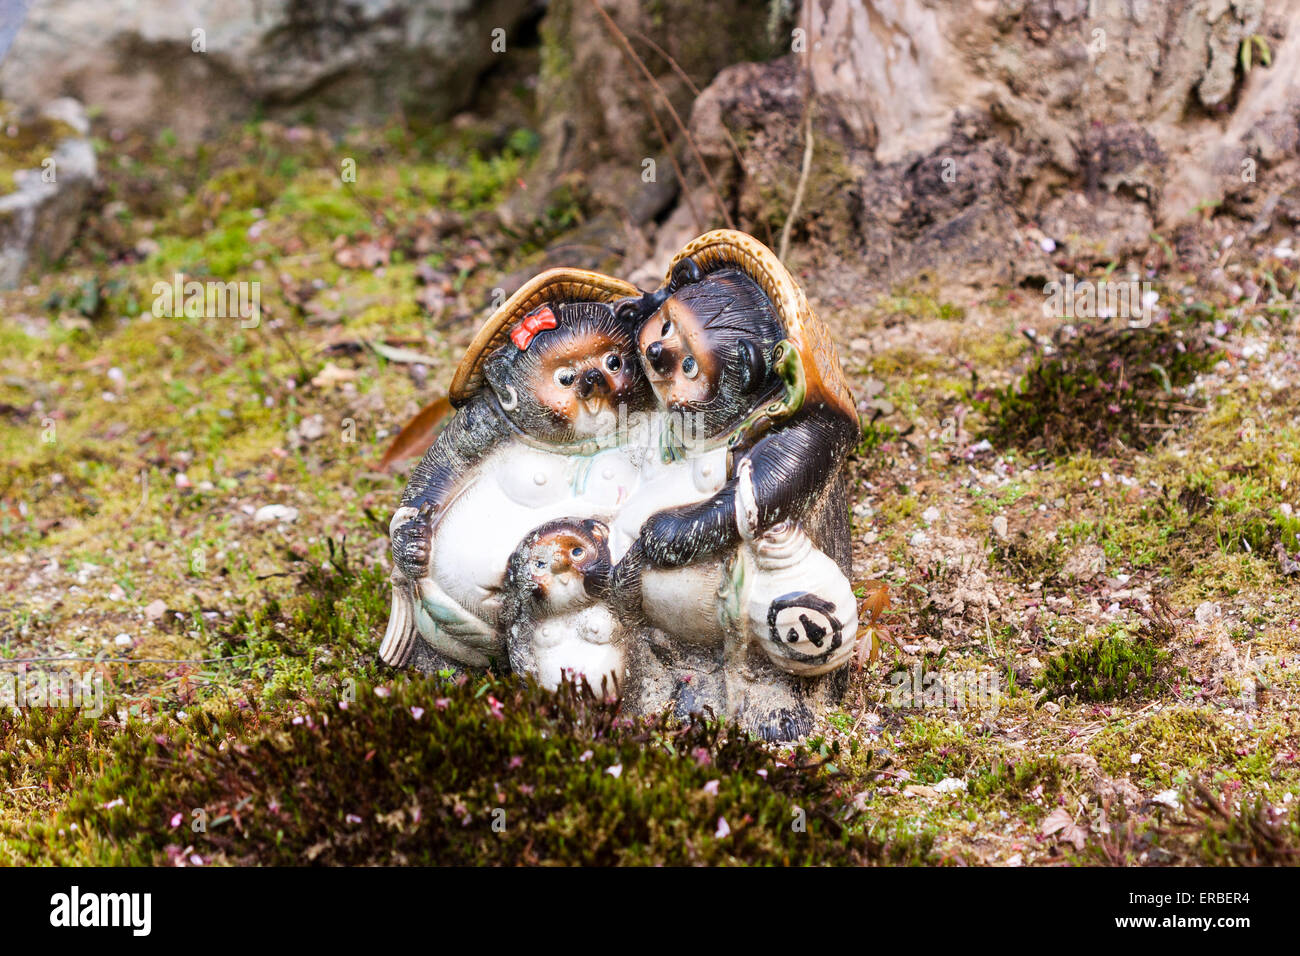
[
  {"x1": 449, "y1": 268, "x2": 640, "y2": 407},
  {"x1": 663, "y1": 230, "x2": 856, "y2": 420}
]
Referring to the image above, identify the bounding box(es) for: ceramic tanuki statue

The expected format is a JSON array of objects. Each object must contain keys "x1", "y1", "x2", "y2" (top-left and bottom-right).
[
  {"x1": 381, "y1": 230, "x2": 861, "y2": 741},
  {"x1": 381, "y1": 269, "x2": 651, "y2": 673},
  {"x1": 609, "y1": 231, "x2": 862, "y2": 739}
]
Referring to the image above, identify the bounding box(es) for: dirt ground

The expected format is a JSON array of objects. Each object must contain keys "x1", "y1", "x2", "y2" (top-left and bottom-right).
[{"x1": 1, "y1": 120, "x2": 1298, "y2": 865}]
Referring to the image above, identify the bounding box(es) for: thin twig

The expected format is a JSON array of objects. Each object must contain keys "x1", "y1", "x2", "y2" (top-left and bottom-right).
[
  {"x1": 630, "y1": 29, "x2": 749, "y2": 175},
  {"x1": 779, "y1": 1, "x2": 816, "y2": 262},
  {"x1": 631, "y1": 30, "x2": 701, "y2": 96},
  {"x1": 628, "y1": 60, "x2": 703, "y2": 233},
  {"x1": 779, "y1": 106, "x2": 814, "y2": 262},
  {"x1": 589, "y1": 0, "x2": 734, "y2": 230},
  {"x1": 343, "y1": 180, "x2": 393, "y2": 230}
]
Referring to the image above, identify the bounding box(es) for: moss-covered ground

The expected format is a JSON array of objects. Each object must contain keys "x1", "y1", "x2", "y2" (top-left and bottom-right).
[{"x1": 1, "y1": 115, "x2": 1298, "y2": 865}]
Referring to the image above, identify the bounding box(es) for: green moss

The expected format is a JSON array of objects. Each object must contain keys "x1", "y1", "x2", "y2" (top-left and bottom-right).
[
  {"x1": 974, "y1": 312, "x2": 1220, "y2": 457},
  {"x1": 0, "y1": 102, "x2": 79, "y2": 194},
  {"x1": 1088, "y1": 709, "x2": 1278, "y2": 789},
  {"x1": 1174, "y1": 780, "x2": 1300, "y2": 866},
  {"x1": 1037, "y1": 626, "x2": 1171, "y2": 702},
  {"x1": 967, "y1": 755, "x2": 1066, "y2": 802},
  {"x1": 216, "y1": 537, "x2": 389, "y2": 706},
  {"x1": 880, "y1": 288, "x2": 968, "y2": 323},
  {"x1": 7, "y1": 676, "x2": 926, "y2": 866}
]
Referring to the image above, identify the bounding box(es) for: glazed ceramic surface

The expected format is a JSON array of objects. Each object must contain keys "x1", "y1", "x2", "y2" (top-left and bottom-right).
[{"x1": 383, "y1": 231, "x2": 860, "y2": 740}]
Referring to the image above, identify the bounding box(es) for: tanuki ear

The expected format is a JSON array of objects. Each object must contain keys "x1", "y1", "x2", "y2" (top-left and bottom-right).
[
  {"x1": 736, "y1": 338, "x2": 767, "y2": 394},
  {"x1": 670, "y1": 257, "x2": 703, "y2": 291},
  {"x1": 614, "y1": 288, "x2": 669, "y2": 330},
  {"x1": 483, "y1": 350, "x2": 519, "y2": 410}
]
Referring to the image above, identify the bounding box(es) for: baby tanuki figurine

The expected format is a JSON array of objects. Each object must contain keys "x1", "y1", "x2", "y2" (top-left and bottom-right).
[{"x1": 500, "y1": 518, "x2": 622, "y2": 693}]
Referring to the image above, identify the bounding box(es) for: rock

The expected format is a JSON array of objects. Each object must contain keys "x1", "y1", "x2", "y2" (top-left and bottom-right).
[
  {"x1": 289, "y1": 413, "x2": 327, "y2": 447},
  {"x1": 903, "y1": 784, "x2": 939, "y2": 799},
  {"x1": 0, "y1": 0, "x2": 539, "y2": 139},
  {"x1": 0, "y1": 98, "x2": 95, "y2": 288},
  {"x1": 639, "y1": 0, "x2": 1300, "y2": 289},
  {"x1": 1195, "y1": 601, "x2": 1222, "y2": 624},
  {"x1": 254, "y1": 504, "x2": 299, "y2": 523},
  {"x1": 991, "y1": 515, "x2": 1009, "y2": 540},
  {"x1": 298, "y1": 415, "x2": 326, "y2": 442},
  {"x1": 934, "y1": 777, "x2": 967, "y2": 794},
  {"x1": 1062, "y1": 543, "x2": 1107, "y2": 582},
  {"x1": 144, "y1": 599, "x2": 167, "y2": 622},
  {"x1": 1151, "y1": 789, "x2": 1181, "y2": 810}
]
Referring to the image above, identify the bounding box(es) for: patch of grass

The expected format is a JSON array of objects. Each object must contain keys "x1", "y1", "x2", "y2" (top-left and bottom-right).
[
  {"x1": 991, "y1": 530, "x2": 1066, "y2": 585},
  {"x1": 1037, "y1": 626, "x2": 1171, "y2": 702},
  {"x1": 215, "y1": 536, "x2": 389, "y2": 706},
  {"x1": 892, "y1": 717, "x2": 982, "y2": 784},
  {"x1": 0, "y1": 707, "x2": 122, "y2": 863},
  {"x1": 967, "y1": 755, "x2": 1066, "y2": 802},
  {"x1": 857, "y1": 418, "x2": 898, "y2": 454},
  {"x1": 1088, "y1": 708, "x2": 1278, "y2": 789},
  {"x1": 974, "y1": 316, "x2": 1220, "y2": 457},
  {"x1": 1165, "y1": 778, "x2": 1300, "y2": 865},
  {"x1": 880, "y1": 289, "x2": 967, "y2": 323},
  {"x1": 7, "y1": 675, "x2": 934, "y2": 866},
  {"x1": 1084, "y1": 777, "x2": 1300, "y2": 865}
]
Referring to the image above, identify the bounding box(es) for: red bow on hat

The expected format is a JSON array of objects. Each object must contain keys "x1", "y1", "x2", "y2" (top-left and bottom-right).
[{"x1": 510, "y1": 306, "x2": 558, "y2": 350}]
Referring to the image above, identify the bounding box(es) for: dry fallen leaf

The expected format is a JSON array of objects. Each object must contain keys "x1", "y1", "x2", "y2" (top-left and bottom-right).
[
  {"x1": 368, "y1": 340, "x2": 440, "y2": 366},
  {"x1": 859, "y1": 580, "x2": 891, "y2": 625},
  {"x1": 1041, "y1": 807, "x2": 1072, "y2": 836},
  {"x1": 379, "y1": 395, "x2": 453, "y2": 471},
  {"x1": 1041, "y1": 806, "x2": 1087, "y2": 850},
  {"x1": 311, "y1": 362, "x2": 359, "y2": 388},
  {"x1": 903, "y1": 785, "x2": 940, "y2": 799},
  {"x1": 333, "y1": 236, "x2": 392, "y2": 270}
]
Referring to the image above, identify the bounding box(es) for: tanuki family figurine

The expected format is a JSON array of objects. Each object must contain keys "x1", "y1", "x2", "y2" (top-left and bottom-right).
[{"x1": 381, "y1": 230, "x2": 860, "y2": 740}]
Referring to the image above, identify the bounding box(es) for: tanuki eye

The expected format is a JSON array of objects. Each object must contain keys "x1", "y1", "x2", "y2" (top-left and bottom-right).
[
  {"x1": 604, "y1": 353, "x2": 622, "y2": 372},
  {"x1": 571, "y1": 546, "x2": 584, "y2": 558},
  {"x1": 660, "y1": 319, "x2": 673, "y2": 337},
  {"x1": 681, "y1": 355, "x2": 699, "y2": 379},
  {"x1": 554, "y1": 367, "x2": 576, "y2": 387},
  {"x1": 534, "y1": 559, "x2": 546, "y2": 570}
]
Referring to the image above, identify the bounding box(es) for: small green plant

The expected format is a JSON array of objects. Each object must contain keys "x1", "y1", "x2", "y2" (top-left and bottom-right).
[
  {"x1": 974, "y1": 318, "x2": 1219, "y2": 457},
  {"x1": 857, "y1": 418, "x2": 899, "y2": 454},
  {"x1": 967, "y1": 756, "x2": 1065, "y2": 801},
  {"x1": 1240, "y1": 34, "x2": 1272, "y2": 73},
  {"x1": 1164, "y1": 779, "x2": 1300, "y2": 866},
  {"x1": 1037, "y1": 628, "x2": 1170, "y2": 702}
]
